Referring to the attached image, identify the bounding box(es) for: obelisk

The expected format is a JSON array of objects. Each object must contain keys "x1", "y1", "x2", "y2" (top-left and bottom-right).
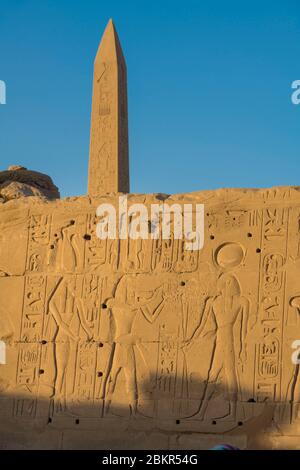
[{"x1": 88, "y1": 19, "x2": 130, "y2": 195}]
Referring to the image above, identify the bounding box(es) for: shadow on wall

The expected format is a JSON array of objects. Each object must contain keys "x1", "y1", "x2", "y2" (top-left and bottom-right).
[
  {"x1": 0, "y1": 370, "x2": 296, "y2": 450},
  {"x1": 1, "y1": 265, "x2": 300, "y2": 449}
]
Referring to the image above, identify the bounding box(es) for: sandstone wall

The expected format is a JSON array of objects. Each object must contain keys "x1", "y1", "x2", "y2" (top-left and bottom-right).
[{"x1": 0, "y1": 187, "x2": 300, "y2": 449}]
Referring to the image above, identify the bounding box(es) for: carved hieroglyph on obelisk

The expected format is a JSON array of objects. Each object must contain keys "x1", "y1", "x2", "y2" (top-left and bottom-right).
[{"x1": 88, "y1": 19, "x2": 129, "y2": 195}]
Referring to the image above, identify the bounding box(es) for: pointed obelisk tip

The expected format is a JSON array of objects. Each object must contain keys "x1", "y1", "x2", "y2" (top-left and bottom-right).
[
  {"x1": 95, "y1": 18, "x2": 124, "y2": 63},
  {"x1": 104, "y1": 18, "x2": 114, "y2": 33}
]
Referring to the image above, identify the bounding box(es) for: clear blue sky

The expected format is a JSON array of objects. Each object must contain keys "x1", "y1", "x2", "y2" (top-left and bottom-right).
[{"x1": 0, "y1": 0, "x2": 299, "y2": 197}]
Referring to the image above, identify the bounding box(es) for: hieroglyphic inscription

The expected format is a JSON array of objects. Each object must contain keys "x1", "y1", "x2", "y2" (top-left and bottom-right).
[{"x1": 255, "y1": 209, "x2": 288, "y2": 401}]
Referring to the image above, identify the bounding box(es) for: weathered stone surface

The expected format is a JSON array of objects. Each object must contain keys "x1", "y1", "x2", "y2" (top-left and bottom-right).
[
  {"x1": 0, "y1": 166, "x2": 60, "y2": 202},
  {"x1": 0, "y1": 187, "x2": 300, "y2": 449}
]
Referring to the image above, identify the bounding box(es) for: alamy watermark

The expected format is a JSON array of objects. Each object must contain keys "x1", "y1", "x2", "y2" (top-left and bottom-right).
[
  {"x1": 0, "y1": 341, "x2": 6, "y2": 364},
  {"x1": 0, "y1": 80, "x2": 6, "y2": 105},
  {"x1": 291, "y1": 80, "x2": 300, "y2": 105},
  {"x1": 96, "y1": 196, "x2": 204, "y2": 251}
]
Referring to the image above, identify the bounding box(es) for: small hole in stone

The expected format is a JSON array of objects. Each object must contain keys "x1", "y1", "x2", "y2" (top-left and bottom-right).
[
  {"x1": 83, "y1": 234, "x2": 91, "y2": 241},
  {"x1": 247, "y1": 233, "x2": 252, "y2": 238},
  {"x1": 180, "y1": 281, "x2": 186, "y2": 287},
  {"x1": 54, "y1": 233, "x2": 58, "y2": 237},
  {"x1": 48, "y1": 417, "x2": 52, "y2": 424},
  {"x1": 210, "y1": 235, "x2": 215, "y2": 240},
  {"x1": 75, "y1": 419, "x2": 80, "y2": 425},
  {"x1": 238, "y1": 421, "x2": 243, "y2": 426},
  {"x1": 41, "y1": 340, "x2": 47, "y2": 345},
  {"x1": 212, "y1": 420, "x2": 217, "y2": 425},
  {"x1": 50, "y1": 245, "x2": 55, "y2": 250},
  {"x1": 206, "y1": 213, "x2": 209, "y2": 216},
  {"x1": 97, "y1": 372, "x2": 103, "y2": 378},
  {"x1": 176, "y1": 419, "x2": 180, "y2": 425},
  {"x1": 39, "y1": 369, "x2": 45, "y2": 375},
  {"x1": 99, "y1": 342, "x2": 104, "y2": 348},
  {"x1": 248, "y1": 398, "x2": 256, "y2": 403},
  {"x1": 102, "y1": 303, "x2": 107, "y2": 309},
  {"x1": 70, "y1": 220, "x2": 75, "y2": 225},
  {"x1": 256, "y1": 248, "x2": 261, "y2": 253}
]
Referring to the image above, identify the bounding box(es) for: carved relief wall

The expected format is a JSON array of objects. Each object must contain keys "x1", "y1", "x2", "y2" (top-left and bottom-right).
[{"x1": 1, "y1": 188, "x2": 300, "y2": 449}]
